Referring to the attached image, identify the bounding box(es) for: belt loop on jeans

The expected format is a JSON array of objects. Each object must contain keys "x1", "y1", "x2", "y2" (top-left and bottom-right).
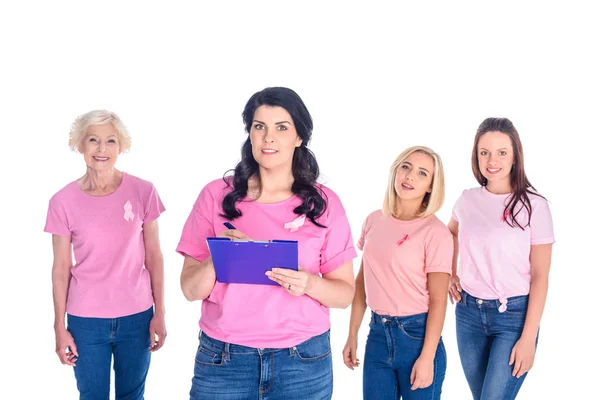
[
  {"x1": 223, "y1": 342, "x2": 231, "y2": 361},
  {"x1": 460, "y1": 291, "x2": 468, "y2": 304}
]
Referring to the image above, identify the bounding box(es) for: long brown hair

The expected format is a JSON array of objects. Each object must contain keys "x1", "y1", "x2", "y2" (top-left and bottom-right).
[{"x1": 471, "y1": 117, "x2": 545, "y2": 230}]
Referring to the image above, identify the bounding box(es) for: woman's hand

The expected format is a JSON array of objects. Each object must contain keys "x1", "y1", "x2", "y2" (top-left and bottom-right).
[
  {"x1": 218, "y1": 228, "x2": 248, "y2": 240},
  {"x1": 342, "y1": 335, "x2": 360, "y2": 370},
  {"x1": 448, "y1": 274, "x2": 463, "y2": 304},
  {"x1": 510, "y1": 336, "x2": 536, "y2": 378},
  {"x1": 410, "y1": 356, "x2": 434, "y2": 390},
  {"x1": 149, "y1": 312, "x2": 167, "y2": 352},
  {"x1": 266, "y1": 266, "x2": 316, "y2": 296},
  {"x1": 55, "y1": 327, "x2": 78, "y2": 366}
]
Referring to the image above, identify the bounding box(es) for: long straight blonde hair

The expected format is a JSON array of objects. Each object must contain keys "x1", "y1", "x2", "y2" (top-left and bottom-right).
[{"x1": 382, "y1": 146, "x2": 445, "y2": 219}]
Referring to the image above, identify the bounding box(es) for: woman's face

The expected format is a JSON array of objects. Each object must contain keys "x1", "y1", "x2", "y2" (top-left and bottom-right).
[
  {"x1": 394, "y1": 151, "x2": 435, "y2": 202},
  {"x1": 249, "y1": 105, "x2": 302, "y2": 173},
  {"x1": 477, "y1": 131, "x2": 514, "y2": 185},
  {"x1": 81, "y1": 124, "x2": 120, "y2": 172}
]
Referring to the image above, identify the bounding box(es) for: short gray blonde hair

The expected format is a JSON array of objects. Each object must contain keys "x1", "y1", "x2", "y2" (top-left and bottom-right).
[
  {"x1": 69, "y1": 110, "x2": 131, "y2": 153},
  {"x1": 383, "y1": 146, "x2": 446, "y2": 219}
]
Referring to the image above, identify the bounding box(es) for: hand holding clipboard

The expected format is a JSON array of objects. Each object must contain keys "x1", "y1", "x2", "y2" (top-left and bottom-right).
[{"x1": 206, "y1": 222, "x2": 299, "y2": 287}]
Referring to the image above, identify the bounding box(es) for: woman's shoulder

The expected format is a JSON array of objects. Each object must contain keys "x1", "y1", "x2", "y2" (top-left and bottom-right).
[
  {"x1": 190, "y1": 177, "x2": 233, "y2": 206},
  {"x1": 526, "y1": 188, "x2": 549, "y2": 205},
  {"x1": 315, "y1": 182, "x2": 335, "y2": 196},
  {"x1": 460, "y1": 186, "x2": 483, "y2": 199},
  {"x1": 123, "y1": 173, "x2": 156, "y2": 191},
  {"x1": 427, "y1": 214, "x2": 451, "y2": 231},
  {"x1": 423, "y1": 215, "x2": 453, "y2": 240},
  {"x1": 48, "y1": 180, "x2": 79, "y2": 205},
  {"x1": 205, "y1": 176, "x2": 233, "y2": 196},
  {"x1": 314, "y1": 183, "x2": 347, "y2": 214}
]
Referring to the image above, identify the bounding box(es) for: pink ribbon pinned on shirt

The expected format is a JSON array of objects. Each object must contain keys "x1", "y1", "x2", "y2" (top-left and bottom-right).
[
  {"x1": 397, "y1": 234, "x2": 409, "y2": 246},
  {"x1": 502, "y1": 209, "x2": 509, "y2": 222},
  {"x1": 124, "y1": 201, "x2": 135, "y2": 222},
  {"x1": 284, "y1": 215, "x2": 306, "y2": 232}
]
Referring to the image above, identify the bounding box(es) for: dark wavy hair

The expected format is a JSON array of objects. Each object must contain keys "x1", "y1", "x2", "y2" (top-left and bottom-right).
[
  {"x1": 471, "y1": 117, "x2": 545, "y2": 230},
  {"x1": 220, "y1": 87, "x2": 327, "y2": 228}
]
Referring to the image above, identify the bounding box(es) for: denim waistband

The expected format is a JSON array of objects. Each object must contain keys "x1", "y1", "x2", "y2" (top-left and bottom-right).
[
  {"x1": 199, "y1": 329, "x2": 330, "y2": 355},
  {"x1": 461, "y1": 291, "x2": 529, "y2": 312},
  {"x1": 370, "y1": 311, "x2": 428, "y2": 326}
]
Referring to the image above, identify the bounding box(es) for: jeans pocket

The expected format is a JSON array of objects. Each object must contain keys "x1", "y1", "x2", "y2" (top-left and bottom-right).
[
  {"x1": 504, "y1": 297, "x2": 529, "y2": 315},
  {"x1": 399, "y1": 322, "x2": 426, "y2": 341},
  {"x1": 195, "y1": 345, "x2": 224, "y2": 366},
  {"x1": 456, "y1": 292, "x2": 468, "y2": 307},
  {"x1": 293, "y1": 332, "x2": 331, "y2": 361}
]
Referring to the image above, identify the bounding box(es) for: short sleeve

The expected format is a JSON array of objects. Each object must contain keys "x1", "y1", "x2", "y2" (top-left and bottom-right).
[
  {"x1": 44, "y1": 199, "x2": 71, "y2": 237},
  {"x1": 424, "y1": 224, "x2": 453, "y2": 274},
  {"x1": 451, "y1": 191, "x2": 465, "y2": 223},
  {"x1": 357, "y1": 213, "x2": 374, "y2": 251},
  {"x1": 319, "y1": 192, "x2": 357, "y2": 275},
  {"x1": 143, "y1": 183, "x2": 166, "y2": 224},
  {"x1": 176, "y1": 185, "x2": 216, "y2": 262},
  {"x1": 530, "y1": 198, "x2": 555, "y2": 245}
]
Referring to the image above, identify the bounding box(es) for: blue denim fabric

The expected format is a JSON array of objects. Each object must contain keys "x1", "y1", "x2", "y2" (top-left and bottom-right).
[
  {"x1": 189, "y1": 330, "x2": 333, "y2": 399},
  {"x1": 67, "y1": 306, "x2": 153, "y2": 400},
  {"x1": 363, "y1": 312, "x2": 447, "y2": 400},
  {"x1": 455, "y1": 291, "x2": 537, "y2": 400}
]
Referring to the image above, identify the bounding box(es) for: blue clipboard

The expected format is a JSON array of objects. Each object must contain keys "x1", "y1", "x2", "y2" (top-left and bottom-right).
[{"x1": 206, "y1": 237, "x2": 299, "y2": 286}]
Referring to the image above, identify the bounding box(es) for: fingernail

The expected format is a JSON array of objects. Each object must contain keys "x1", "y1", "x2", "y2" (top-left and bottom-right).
[{"x1": 265, "y1": 271, "x2": 271, "y2": 276}]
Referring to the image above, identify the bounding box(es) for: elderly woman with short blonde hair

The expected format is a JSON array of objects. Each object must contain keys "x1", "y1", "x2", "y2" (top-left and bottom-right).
[{"x1": 45, "y1": 110, "x2": 166, "y2": 400}]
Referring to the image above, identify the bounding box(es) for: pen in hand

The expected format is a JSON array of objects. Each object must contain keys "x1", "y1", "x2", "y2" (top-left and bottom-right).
[
  {"x1": 222, "y1": 222, "x2": 250, "y2": 240},
  {"x1": 223, "y1": 222, "x2": 236, "y2": 230}
]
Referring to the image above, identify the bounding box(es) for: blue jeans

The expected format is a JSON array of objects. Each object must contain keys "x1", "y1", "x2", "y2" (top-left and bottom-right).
[
  {"x1": 363, "y1": 312, "x2": 447, "y2": 400},
  {"x1": 67, "y1": 306, "x2": 153, "y2": 400},
  {"x1": 455, "y1": 291, "x2": 536, "y2": 400},
  {"x1": 190, "y1": 330, "x2": 333, "y2": 399}
]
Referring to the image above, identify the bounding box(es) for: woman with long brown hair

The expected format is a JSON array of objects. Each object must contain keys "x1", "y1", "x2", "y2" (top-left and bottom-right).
[{"x1": 448, "y1": 118, "x2": 555, "y2": 399}]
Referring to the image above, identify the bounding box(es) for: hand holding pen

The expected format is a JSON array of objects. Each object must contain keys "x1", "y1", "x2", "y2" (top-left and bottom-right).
[{"x1": 220, "y1": 222, "x2": 249, "y2": 240}]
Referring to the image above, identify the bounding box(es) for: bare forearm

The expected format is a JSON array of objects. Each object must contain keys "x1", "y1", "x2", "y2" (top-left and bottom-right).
[
  {"x1": 306, "y1": 275, "x2": 354, "y2": 309},
  {"x1": 52, "y1": 267, "x2": 71, "y2": 329},
  {"x1": 420, "y1": 298, "x2": 446, "y2": 359},
  {"x1": 147, "y1": 255, "x2": 165, "y2": 314},
  {"x1": 181, "y1": 257, "x2": 217, "y2": 301},
  {"x1": 348, "y1": 267, "x2": 367, "y2": 337},
  {"x1": 451, "y1": 235, "x2": 459, "y2": 276},
  {"x1": 522, "y1": 275, "x2": 548, "y2": 340}
]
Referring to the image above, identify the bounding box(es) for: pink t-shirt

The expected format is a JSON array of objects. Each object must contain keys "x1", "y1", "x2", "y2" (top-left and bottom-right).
[
  {"x1": 358, "y1": 210, "x2": 453, "y2": 317},
  {"x1": 176, "y1": 178, "x2": 357, "y2": 348},
  {"x1": 452, "y1": 187, "x2": 555, "y2": 309},
  {"x1": 44, "y1": 173, "x2": 165, "y2": 318}
]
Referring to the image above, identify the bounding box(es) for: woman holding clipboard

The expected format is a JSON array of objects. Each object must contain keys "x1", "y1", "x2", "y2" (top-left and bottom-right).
[{"x1": 177, "y1": 87, "x2": 357, "y2": 399}]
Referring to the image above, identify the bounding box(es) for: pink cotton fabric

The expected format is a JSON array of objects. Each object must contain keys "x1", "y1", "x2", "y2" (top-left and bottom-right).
[
  {"x1": 44, "y1": 173, "x2": 165, "y2": 318},
  {"x1": 452, "y1": 187, "x2": 555, "y2": 311},
  {"x1": 358, "y1": 210, "x2": 453, "y2": 316},
  {"x1": 176, "y1": 178, "x2": 357, "y2": 348}
]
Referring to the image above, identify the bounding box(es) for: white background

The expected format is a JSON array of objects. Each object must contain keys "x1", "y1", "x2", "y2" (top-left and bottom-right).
[{"x1": 1, "y1": 1, "x2": 598, "y2": 399}]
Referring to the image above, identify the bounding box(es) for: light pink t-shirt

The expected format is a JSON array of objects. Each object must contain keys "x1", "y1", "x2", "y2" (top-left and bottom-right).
[
  {"x1": 176, "y1": 178, "x2": 357, "y2": 348},
  {"x1": 44, "y1": 173, "x2": 165, "y2": 318},
  {"x1": 358, "y1": 210, "x2": 453, "y2": 317},
  {"x1": 452, "y1": 187, "x2": 555, "y2": 310}
]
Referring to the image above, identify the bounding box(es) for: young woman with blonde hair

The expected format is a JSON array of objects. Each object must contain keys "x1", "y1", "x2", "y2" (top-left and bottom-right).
[{"x1": 343, "y1": 146, "x2": 453, "y2": 399}]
